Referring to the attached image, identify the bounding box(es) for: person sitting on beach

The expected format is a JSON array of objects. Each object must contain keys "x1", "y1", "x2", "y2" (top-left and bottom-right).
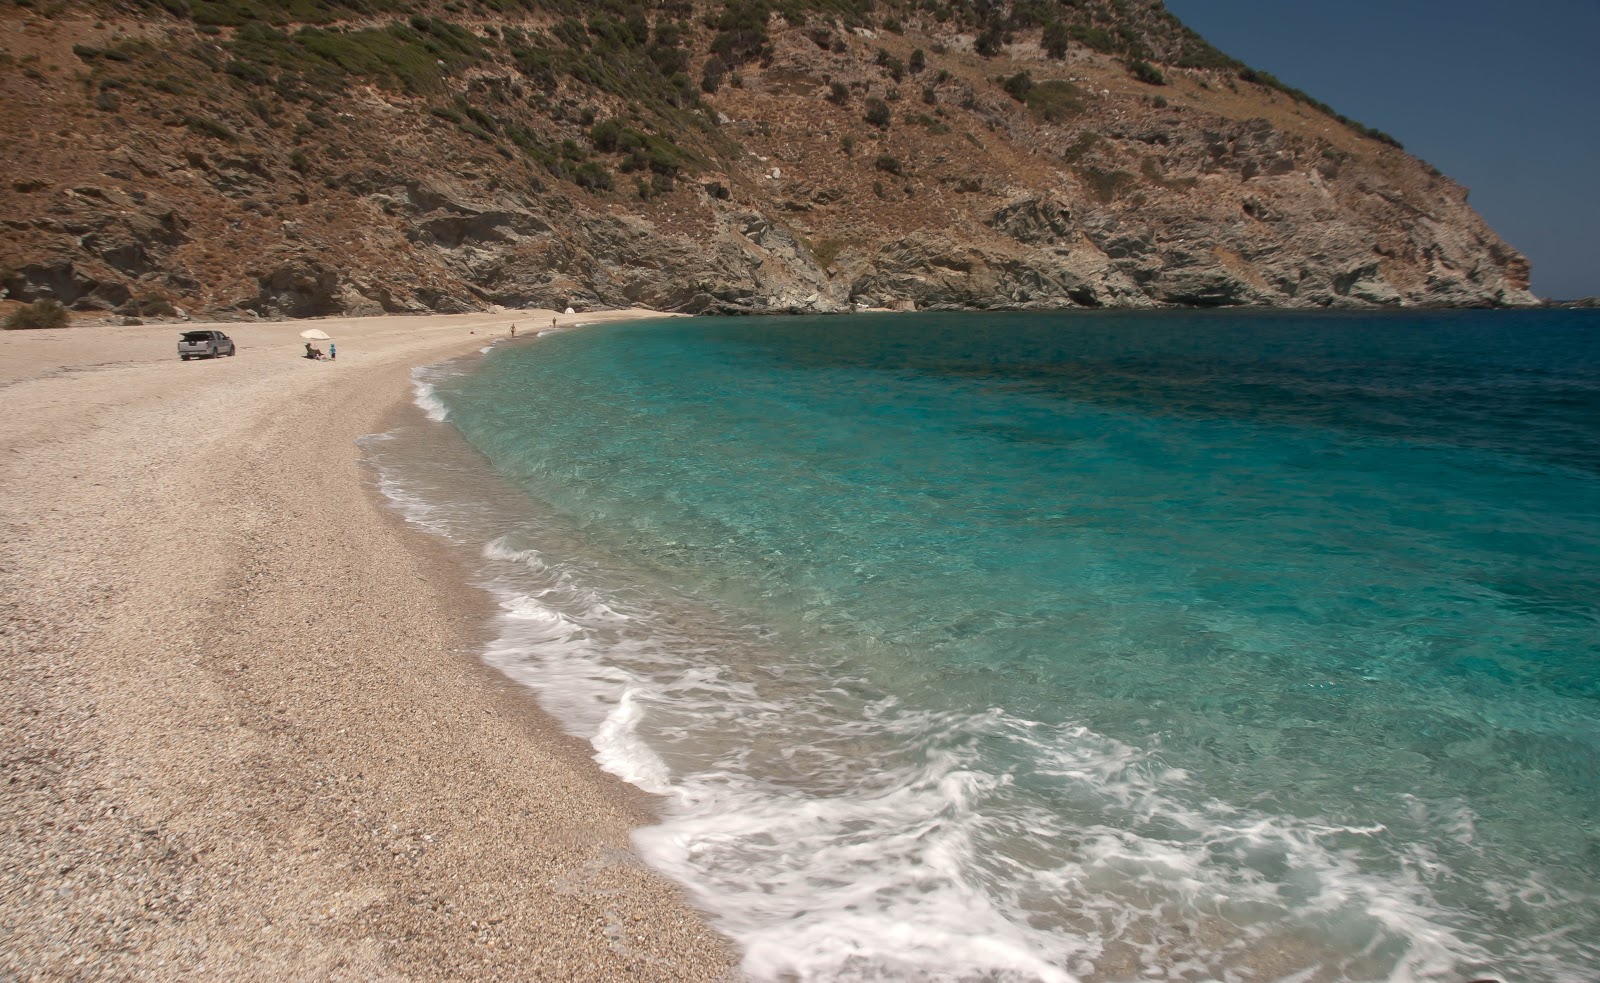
[{"x1": 304, "y1": 342, "x2": 316, "y2": 359}]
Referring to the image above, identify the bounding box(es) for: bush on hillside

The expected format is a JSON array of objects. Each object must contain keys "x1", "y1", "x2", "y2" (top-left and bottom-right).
[
  {"x1": 573, "y1": 161, "x2": 614, "y2": 192},
  {"x1": 863, "y1": 97, "x2": 891, "y2": 128},
  {"x1": 3, "y1": 299, "x2": 69, "y2": 330},
  {"x1": 1041, "y1": 21, "x2": 1069, "y2": 60},
  {"x1": 1001, "y1": 70, "x2": 1033, "y2": 102},
  {"x1": 1025, "y1": 79, "x2": 1086, "y2": 123},
  {"x1": 1126, "y1": 59, "x2": 1166, "y2": 85},
  {"x1": 974, "y1": 26, "x2": 1003, "y2": 57},
  {"x1": 590, "y1": 118, "x2": 623, "y2": 152},
  {"x1": 701, "y1": 55, "x2": 728, "y2": 93},
  {"x1": 709, "y1": 0, "x2": 771, "y2": 67}
]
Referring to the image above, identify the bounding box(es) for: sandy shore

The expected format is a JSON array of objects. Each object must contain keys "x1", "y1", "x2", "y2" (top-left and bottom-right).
[{"x1": 0, "y1": 311, "x2": 740, "y2": 979}]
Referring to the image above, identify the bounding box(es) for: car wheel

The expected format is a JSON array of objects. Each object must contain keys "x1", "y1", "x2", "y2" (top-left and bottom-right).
[
  {"x1": 228, "y1": 346, "x2": 236, "y2": 356},
  {"x1": 209, "y1": 346, "x2": 217, "y2": 358},
  {"x1": 181, "y1": 354, "x2": 190, "y2": 361}
]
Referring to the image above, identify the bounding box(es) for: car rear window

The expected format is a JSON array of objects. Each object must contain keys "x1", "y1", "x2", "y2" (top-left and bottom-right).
[{"x1": 181, "y1": 332, "x2": 211, "y2": 341}]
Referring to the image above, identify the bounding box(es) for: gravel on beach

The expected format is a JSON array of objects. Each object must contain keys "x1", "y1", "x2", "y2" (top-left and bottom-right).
[{"x1": 0, "y1": 313, "x2": 740, "y2": 980}]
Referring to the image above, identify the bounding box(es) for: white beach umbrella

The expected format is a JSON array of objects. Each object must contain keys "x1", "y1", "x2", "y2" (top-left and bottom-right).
[{"x1": 299, "y1": 328, "x2": 332, "y2": 341}]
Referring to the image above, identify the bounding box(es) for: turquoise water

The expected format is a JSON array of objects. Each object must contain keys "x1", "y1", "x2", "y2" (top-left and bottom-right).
[{"x1": 395, "y1": 311, "x2": 1599, "y2": 981}]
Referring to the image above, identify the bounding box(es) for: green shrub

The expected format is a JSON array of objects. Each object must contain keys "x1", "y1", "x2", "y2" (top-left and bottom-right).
[
  {"x1": 183, "y1": 114, "x2": 238, "y2": 141},
  {"x1": 225, "y1": 57, "x2": 271, "y2": 85},
  {"x1": 224, "y1": 20, "x2": 484, "y2": 98},
  {"x1": 709, "y1": 0, "x2": 770, "y2": 66},
  {"x1": 590, "y1": 118, "x2": 622, "y2": 151},
  {"x1": 875, "y1": 48, "x2": 903, "y2": 81},
  {"x1": 647, "y1": 141, "x2": 682, "y2": 176},
  {"x1": 1001, "y1": 71, "x2": 1033, "y2": 102},
  {"x1": 430, "y1": 105, "x2": 465, "y2": 126},
  {"x1": 701, "y1": 55, "x2": 727, "y2": 93},
  {"x1": 863, "y1": 97, "x2": 890, "y2": 128},
  {"x1": 827, "y1": 80, "x2": 849, "y2": 105},
  {"x1": 511, "y1": 46, "x2": 556, "y2": 89},
  {"x1": 1126, "y1": 59, "x2": 1166, "y2": 86},
  {"x1": 1067, "y1": 24, "x2": 1116, "y2": 54},
  {"x1": 874, "y1": 154, "x2": 902, "y2": 175},
  {"x1": 650, "y1": 41, "x2": 688, "y2": 76},
  {"x1": 1060, "y1": 130, "x2": 1099, "y2": 163},
  {"x1": 573, "y1": 161, "x2": 613, "y2": 191},
  {"x1": 3, "y1": 299, "x2": 69, "y2": 330},
  {"x1": 1041, "y1": 21, "x2": 1069, "y2": 60},
  {"x1": 1025, "y1": 79, "x2": 1085, "y2": 123}
]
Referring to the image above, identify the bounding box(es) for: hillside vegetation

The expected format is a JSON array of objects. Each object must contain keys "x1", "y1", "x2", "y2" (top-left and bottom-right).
[{"x1": 0, "y1": 0, "x2": 1534, "y2": 318}]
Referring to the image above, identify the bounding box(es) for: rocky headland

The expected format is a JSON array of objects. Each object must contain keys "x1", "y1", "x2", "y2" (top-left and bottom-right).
[{"x1": 1, "y1": 0, "x2": 1537, "y2": 320}]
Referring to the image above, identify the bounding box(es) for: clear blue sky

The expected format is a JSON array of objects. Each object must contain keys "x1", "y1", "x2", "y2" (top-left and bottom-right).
[{"x1": 1165, "y1": 0, "x2": 1599, "y2": 299}]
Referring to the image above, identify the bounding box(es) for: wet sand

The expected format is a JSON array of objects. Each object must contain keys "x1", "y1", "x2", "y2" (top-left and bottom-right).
[{"x1": 0, "y1": 311, "x2": 740, "y2": 979}]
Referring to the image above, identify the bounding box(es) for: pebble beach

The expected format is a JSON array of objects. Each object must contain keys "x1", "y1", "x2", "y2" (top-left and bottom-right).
[{"x1": 0, "y1": 311, "x2": 738, "y2": 980}]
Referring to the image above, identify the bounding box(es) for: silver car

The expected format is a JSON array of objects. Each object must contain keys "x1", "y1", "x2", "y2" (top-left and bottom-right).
[{"x1": 178, "y1": 330, "x2": 236, "y2": 360}]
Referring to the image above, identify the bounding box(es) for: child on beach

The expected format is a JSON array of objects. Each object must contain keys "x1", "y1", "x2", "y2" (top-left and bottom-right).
[{"x1": 329, "y1": 342, "x2": 336, "y2": 360}]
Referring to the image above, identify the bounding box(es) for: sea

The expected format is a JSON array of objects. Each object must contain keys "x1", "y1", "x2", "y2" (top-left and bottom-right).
[{"x1": 367, "y1": 309, "x2": 1600, "y2": 982}]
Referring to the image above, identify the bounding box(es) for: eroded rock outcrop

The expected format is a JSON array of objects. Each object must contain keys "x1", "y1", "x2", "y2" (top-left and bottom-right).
[{"x1": 0, "y1": 4, "x2": 1537, "y2": 320}]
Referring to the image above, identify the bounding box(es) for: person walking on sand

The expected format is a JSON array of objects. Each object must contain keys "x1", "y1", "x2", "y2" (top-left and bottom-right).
[
  {"x1": 510, "y1": 323, "x2": 516, "y2": 338},
  {"x1": 329, "y1": 341, "x2": 336, "y2": 360}
]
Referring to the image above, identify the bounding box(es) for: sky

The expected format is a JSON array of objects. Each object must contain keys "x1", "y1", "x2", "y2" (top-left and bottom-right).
[{"x1": 1164, "y1": 0, "x2": 1599, "y2": 299}]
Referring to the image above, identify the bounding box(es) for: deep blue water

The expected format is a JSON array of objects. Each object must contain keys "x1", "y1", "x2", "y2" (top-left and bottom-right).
[{"x1": 395, "y1": 310, "x2": 1600, "y2": 982}]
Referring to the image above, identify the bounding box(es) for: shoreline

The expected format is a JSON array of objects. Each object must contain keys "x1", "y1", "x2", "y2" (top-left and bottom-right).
[{"x1": 0, "y1": 310, "x2": 737, "y2": 979}]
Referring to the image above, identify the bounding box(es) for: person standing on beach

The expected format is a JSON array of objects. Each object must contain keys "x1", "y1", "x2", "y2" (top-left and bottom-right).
[
  {"x1": 329, "y1": 341, "x2": 336, "y2": 360},
  {"x1": 510, "y1": 323, "x2": 516, "y2": 338}
]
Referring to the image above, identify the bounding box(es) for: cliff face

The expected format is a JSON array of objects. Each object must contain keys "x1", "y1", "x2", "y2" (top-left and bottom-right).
[{"x1": 0, "y1": 0, "x2": 1535, "y2": 320}]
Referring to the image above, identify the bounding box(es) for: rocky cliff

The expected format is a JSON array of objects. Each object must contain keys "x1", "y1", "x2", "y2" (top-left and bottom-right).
[{"x1": 0, "y1": 0, "x2": 1536, "y2": 320}]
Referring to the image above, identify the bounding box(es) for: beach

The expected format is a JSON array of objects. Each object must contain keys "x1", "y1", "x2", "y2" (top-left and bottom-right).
[{"x1": 0, "y1": 311, "x2": 738, "y2": 979}]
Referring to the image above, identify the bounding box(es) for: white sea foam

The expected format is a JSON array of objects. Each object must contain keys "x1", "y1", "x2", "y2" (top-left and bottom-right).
[
  {"x1": 362, "y1": 401, "x2": 1590, "y2": 983},
  {"x1": 468, "y1": 533, "x2": 1565, "y2": 980},
  {"x1": 357, "y1": 434, "x2": 459, "y2": 536},
  {"x1": 410, "y1": 366, "x2": 450, "y2": 422}
]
